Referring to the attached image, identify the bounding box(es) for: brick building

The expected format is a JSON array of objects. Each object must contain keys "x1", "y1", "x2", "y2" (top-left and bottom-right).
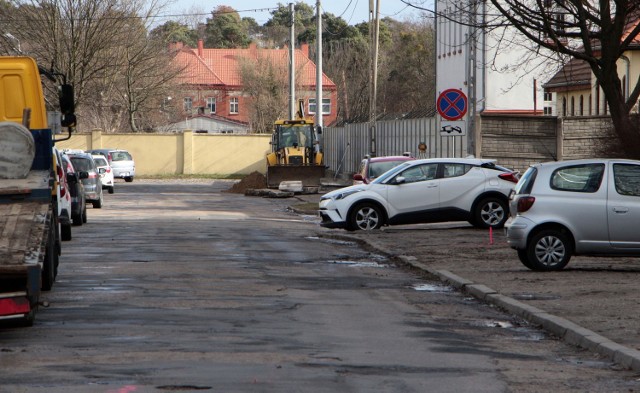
[{"x1": 169, "y1": 40, "x2": 338, "y2": 133}]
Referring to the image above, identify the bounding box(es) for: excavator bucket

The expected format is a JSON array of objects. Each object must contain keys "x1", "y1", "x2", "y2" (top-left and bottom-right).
[{"x1": 266, "y1": 165, "x2": 326, "y2": 189}]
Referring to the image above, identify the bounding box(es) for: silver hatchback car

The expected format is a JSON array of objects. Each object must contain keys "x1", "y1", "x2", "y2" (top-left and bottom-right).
[{"x1": 505, "y1": 159, "x2": 640, "y2": 271}]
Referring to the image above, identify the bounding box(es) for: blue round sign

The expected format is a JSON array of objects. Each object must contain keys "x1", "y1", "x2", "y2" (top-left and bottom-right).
[{"x1": 437, "y1": 89, "x2": 468, "y2": 121}]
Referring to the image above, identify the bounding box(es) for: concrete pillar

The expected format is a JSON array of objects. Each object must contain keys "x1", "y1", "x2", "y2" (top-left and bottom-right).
[
  {"x1": 182, "y1": 130, "x2": 193, "y2": 174},
  {"x1": 91, "y1": 129, "x2": 102, "y2": 150}
]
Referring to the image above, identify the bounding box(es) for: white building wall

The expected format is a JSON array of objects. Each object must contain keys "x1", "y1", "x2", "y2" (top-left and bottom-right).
[{"x1": 436, "y1": 0, "x2": 551, "y2": 114}]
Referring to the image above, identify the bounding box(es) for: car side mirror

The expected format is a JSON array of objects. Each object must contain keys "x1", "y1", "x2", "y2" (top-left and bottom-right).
[
  {"x1": 394, "y1": 176, "x2": 406, "y2": 185},
  {"x1": 78, "y1": 171, "x2": 89, "y2": 180},
  {"x1": 66, "y1": 172, "x2": 78, "y2": 183},
  {"x1": 99, "y1": 168, "x2": 106, "y2": 174}
]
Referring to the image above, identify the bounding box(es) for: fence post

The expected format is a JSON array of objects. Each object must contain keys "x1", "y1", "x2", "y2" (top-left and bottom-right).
[{"x1": 91, "y1": 129, "x2": 102, "y2": 150}]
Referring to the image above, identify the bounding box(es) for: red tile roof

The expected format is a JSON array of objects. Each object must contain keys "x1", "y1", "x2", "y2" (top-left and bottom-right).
[{"x1": 172, "y1": 42, "x2": 336, "y2": 89}]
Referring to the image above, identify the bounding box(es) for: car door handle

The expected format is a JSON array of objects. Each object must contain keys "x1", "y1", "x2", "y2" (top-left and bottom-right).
[
  {"x1": 612, "y1": 207, "x2": 629, "y2": 214},
  {"x1": 426, "y1": 184, "x2": 438, "y2": 188}
]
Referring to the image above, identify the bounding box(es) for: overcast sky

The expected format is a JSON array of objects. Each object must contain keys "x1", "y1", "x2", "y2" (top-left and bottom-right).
[{"x1": 161, "y1": 0, "x2": 433, "y2": 26}]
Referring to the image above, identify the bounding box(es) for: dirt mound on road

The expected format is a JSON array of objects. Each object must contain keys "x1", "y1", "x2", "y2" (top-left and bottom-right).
[{"x1": 224, "y1": 171, "x2": 267, "y2": 194}]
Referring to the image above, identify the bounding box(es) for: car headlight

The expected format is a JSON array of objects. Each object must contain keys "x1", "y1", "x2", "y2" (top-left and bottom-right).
[{"x1": 322, "y1": 188, "x2": 365, "y2": 201}]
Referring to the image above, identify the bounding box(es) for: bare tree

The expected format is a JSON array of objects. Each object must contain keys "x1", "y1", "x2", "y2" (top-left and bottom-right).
[
  {"x1": 0, "y1": 0, "x2": 182, "y2": 132},
  {"x1": 490, "y1": 1, "x2": 640, "y2": 157},
  {"x1": 403, "y1": 0, "x2": 640, "y2": 158},
  {"x1": 238, "y1": 53, "x2": 292, "y2": 133}
]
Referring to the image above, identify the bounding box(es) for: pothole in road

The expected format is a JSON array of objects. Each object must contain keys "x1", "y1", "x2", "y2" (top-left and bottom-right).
[
  {"x1": 511, "y1": 292, "x2": 561, "y2": 301},
  {"x1": 305, "y1": 236, "x2": 357, "y2": 246},
  {"x1": 411, "y1": 283, "x2": 454, "y2": 292},
  {"x1": 328, "y1": 260, "x2": 390, "y2": 268}
]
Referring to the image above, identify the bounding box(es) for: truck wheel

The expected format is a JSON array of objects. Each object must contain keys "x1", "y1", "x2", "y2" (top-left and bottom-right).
[
  {"x1": 42, "y1": 216, "x2": 56, "y2": 291},
  {"x1": 124, "y1": 176, "x2": 133, "y2": 182},
  {"x1": 82, "y1": 205, "x2": 87, "y2": 223},
  {"x1": 108, "y1": 186, "x2": 114, "y2": 194}
]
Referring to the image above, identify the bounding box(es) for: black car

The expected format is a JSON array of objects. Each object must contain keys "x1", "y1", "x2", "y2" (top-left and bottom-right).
[{"x1": 61, "y1": 154, "x2": 87, "y2": 225}]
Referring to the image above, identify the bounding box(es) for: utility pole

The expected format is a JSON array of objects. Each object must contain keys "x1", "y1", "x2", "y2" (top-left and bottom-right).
[
  {"x1": 368, "y1": 0, "x2": 380, "y2": 157},
  {"x1": 289, "y1": 2, "x2": 296, "y2": 120},
  {"x1": 315, "y1": 0, "x2": 323, "y2": 131}
]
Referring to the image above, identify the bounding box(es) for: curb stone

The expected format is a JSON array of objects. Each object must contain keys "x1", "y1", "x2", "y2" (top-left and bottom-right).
[{"x1": 327, "y1": 232, "x2": 640, "y2": 372}]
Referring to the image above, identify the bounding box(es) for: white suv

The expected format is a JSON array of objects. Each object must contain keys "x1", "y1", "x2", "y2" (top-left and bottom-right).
[
  {"x1": 505, "y1": 159, "x2": 640, "y2": 271},
  {"x1": 319, "y1": 157, "x2": 519, "y2": 231}
]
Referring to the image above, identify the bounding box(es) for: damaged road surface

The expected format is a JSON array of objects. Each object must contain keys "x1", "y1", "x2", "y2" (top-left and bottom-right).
[{"x1": 0, "y1": 180, "x2": 637, "y2": 393}]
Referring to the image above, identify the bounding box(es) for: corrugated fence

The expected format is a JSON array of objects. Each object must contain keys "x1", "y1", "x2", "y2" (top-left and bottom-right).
[{"x1": 323, "y1": 117, "x2": 468, "y2": 178}]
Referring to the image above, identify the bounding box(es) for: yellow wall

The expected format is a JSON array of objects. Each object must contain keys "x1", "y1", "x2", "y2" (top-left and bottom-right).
[{"x1": 55, "y1": 130, "x2": 271, "y2": 176}]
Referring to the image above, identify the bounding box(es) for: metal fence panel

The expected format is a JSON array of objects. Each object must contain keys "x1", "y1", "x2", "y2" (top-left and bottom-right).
[{"x1": 323, "y1": 117, "x2": 467, "y2": 178}]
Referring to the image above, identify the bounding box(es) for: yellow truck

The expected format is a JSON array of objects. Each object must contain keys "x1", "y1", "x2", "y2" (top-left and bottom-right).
[{"x1": 0, "y1": 56, "x2": 75, "y2": 326}]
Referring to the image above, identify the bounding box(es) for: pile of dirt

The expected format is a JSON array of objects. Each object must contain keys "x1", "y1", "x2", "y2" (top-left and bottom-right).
[{"x1": 224, "y1": 171, "x2": 267, "y2": 193}]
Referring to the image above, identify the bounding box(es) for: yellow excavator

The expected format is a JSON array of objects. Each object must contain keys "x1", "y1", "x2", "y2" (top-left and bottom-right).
[{"x1": 266, "y1": 100, "x2": 325, "y2": 188}]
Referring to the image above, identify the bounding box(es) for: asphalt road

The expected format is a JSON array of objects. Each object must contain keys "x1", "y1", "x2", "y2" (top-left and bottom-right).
[{"x1": 0, "y1": 180, "x2": 637, "y2": 393}]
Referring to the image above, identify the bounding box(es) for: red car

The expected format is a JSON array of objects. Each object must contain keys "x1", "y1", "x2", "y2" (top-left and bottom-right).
[{"x1": 353, "y1": 154, "x2": 415, "y2": 185}]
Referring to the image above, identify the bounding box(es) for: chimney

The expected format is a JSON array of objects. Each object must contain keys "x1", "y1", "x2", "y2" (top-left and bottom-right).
[{"x1": 198, "y1": 39, "x2": 204, "y2": 57}]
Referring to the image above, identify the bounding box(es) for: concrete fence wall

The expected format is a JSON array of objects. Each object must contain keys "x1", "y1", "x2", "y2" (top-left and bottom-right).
[
  {"x1": 56, "y1": 116, "x2": 620, "y2": 178},
  {"x1": 55, "y1": 130, "x2": 271, "y2": 176}
]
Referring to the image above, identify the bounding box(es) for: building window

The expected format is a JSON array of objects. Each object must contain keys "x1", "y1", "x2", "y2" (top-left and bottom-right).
[
  {"x1": 309, "y1": 98, "x2": 331, "y2": 115},
  {"x1": 562, "y1": 97, "x2": 567, "y2": 117},
  {"x1": 183, "y1": 97, "x2": 193, "y2": 112},
  {"x1": 544, "y1": 91, "x2": 553, "y2": 101},
  {"x1": 570, "y1": 96, "x2": 575, "y2": 116},
  {"x1": 595, "y1": 85, "x2": 600, "y2": 114},
  {"x1": 579, "y1": 95, "x2": 584, "y2": 116},
  {"x1": 544, "y1": 106, "x2": 553, "y2": 115},
  {"x1": 206, "y1": 97, "x2": 216, "y2": 114},
  {"x1": 230, "y1": 97, "x2": 238, "y2": 114},
  {"x1": 589, "y1": 94, "x2": 592, "y2": 115}
]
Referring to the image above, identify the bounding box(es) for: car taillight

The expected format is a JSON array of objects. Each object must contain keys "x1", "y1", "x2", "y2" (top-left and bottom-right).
[
  {"x1": 517, "y1": 196, "x2": 535, "y2": 213},
  {"x1": 106, "y1": 167, "x2": 111, "y2": 173},
  {"x1": 57, "y1": 167, "x2": 66, "y2": 197},
  {"x1": 499, "y1": 172, "x2": 519, "y2": 183}
]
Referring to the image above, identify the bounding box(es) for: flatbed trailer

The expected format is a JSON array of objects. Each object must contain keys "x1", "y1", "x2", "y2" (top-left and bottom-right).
[{"x1": 0, "y1": 170, "x2": 56, "y2": 326}]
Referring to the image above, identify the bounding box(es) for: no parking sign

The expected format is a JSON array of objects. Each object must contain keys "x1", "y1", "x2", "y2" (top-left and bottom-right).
[{"x1": 437, "y1": 89, "x2": 467, "y2": 121}]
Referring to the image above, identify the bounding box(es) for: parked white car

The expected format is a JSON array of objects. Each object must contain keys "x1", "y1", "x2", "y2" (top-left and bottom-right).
[
  {"x1": 319, "y1": 157, "x2": 519, "y2": 231},
  {"x1": 505, "y1": 159, "x2": 640, "y2": 271},
  {"x1": 92, "y1": 154, "x2": 115, "y2": 194}
]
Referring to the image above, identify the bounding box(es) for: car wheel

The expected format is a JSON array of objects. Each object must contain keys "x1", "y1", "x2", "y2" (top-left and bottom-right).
[
  {"x1": 348, "y1": 203, "x2": 383, "y2": 231},
  {"x1": 517, "y1": 249, "x2": 535, "y2": 270},
  {"x1": 82, "y1": 205, "x2": 87, "y2": 223},
  {"x1": 72, "y1": 209, "x2": 82, "y2": 226},
  {"x1": 93, "y1": 194, "x2": 103, "y2": 208},
  {"x1": 525, "y1": 229, "x2": 573, "y2": 271},
  {"x1": 61, "y1": 223, "x2": 72, "y2": 241},
  {"x1": 474, "y1": 197, "x2": 508, "y2": 229},
  {"x1": 125, "y1": 176, "x2": 133, "y2": 183},
  {"x1": 108, "y1": 186, "x2": 114, "y2": 194}
]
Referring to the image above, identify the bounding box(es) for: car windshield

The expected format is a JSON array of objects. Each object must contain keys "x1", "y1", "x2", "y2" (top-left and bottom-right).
[
  {"x1": 69, "y1": 157, "x2": 92, "y2": 172},
  {"x1": 372, "y1": 161, "x2": 413, "y2": 184},
  {"x1": 112, "y1": 151, "x2": 132, "y2": 161},
  {"x1": 368, "y1": 160, "x2": 410, "y2": 179},
  {"x1": 514, "y1": 167, "x2": 537, "y2": 195},
  {"x1": 93, "y1": 157, "x2": 108, "y2": 167}
]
